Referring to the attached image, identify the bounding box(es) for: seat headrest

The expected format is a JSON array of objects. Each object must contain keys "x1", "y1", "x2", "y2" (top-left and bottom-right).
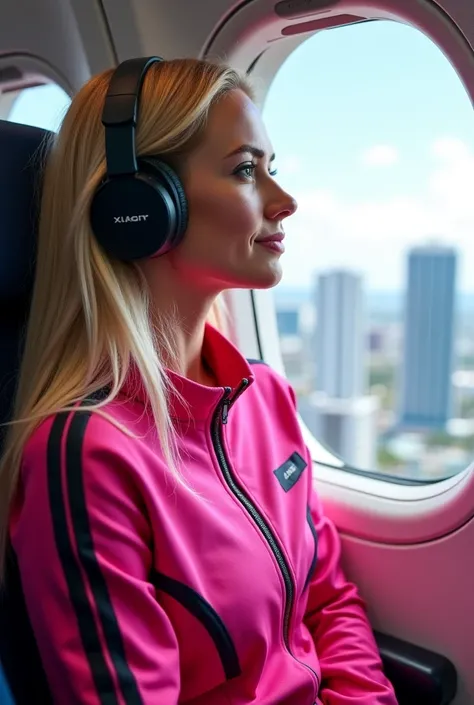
[{"x1": 0, "y1": 120, "x2": 53, "y2": 302}]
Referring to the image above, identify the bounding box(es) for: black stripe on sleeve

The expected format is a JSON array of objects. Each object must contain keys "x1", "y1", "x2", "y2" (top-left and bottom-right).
[
  {"x1": 47, "y1": 412, "x2": 119, "y2": 705},
  {"x1": 64, "y1": 410, "x2": 144, "y2": 705}
]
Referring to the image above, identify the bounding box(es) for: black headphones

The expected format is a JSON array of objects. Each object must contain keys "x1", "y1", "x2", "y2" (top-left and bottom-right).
[{"x1": 90, "y1": 56, "x2": 189, "y2": 260}]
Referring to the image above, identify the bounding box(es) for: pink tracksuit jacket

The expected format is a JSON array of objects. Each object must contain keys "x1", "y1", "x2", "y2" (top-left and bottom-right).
[{"x1": 10, "y1": 324, "x2": 398, "y2": 704}]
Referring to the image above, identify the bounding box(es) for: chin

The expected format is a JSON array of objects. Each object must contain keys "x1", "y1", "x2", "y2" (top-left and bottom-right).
[
  {"x1": 254, "y1": 273, "x2": 282, "y2": 290},
  {"x1": 211, "y1": 261, "x2": 283, "y2": 292},
  {"x1": 241, "y1": 264, "x2": 283, "y2": 290}
]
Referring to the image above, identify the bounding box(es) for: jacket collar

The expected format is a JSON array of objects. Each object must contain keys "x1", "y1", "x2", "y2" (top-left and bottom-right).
[{"x1": 121, "y1": 323, "x2": 254, "y2": 422}]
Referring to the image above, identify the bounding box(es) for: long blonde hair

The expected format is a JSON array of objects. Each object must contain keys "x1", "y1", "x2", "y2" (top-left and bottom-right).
[{"x1": 0, "y1": 58, "x2": 253, "y2": 577}]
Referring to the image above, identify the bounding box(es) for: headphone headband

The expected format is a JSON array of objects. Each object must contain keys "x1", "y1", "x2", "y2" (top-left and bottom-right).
[
  {"x1": 90, "y1": 55, "x2": 188, "y2": 261},
  {"x1": 101, "y1": 56, "x2": 163, "y2": 176}
]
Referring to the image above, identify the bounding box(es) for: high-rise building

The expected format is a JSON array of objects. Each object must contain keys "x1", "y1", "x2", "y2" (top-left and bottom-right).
[
  {"x1": 301, "y1": 269, "x2": 378, "y2": 470},
  {"x1": 276, "y1": 309, "x2": 299, "y2": 336},
  {"x1": 399, "y1": 244, "x2": 457, "y2": 430},
  {"x1": 299, "y1": 394, "x2": 379, "y2": 470},
  {"x1": 316, "y1": 270, "x2": 365, "y2": 398}
]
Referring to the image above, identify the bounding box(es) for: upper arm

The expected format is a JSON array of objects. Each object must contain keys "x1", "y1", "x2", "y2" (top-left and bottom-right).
[{"x1": 11, "y1": 410, "x2": 180, "y2": 705}]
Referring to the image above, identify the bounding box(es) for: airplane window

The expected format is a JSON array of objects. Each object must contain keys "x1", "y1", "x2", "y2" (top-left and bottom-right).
[
  {"x1": 6, "y1": 82, "x2": 70, "y2": 132},
  {"x1": 263, "y1": 20, "x2": 474, "y2": 482}
]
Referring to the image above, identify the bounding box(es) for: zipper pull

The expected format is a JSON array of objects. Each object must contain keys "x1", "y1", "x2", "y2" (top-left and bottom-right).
[
  {"x1": 220, "y1": 387, "x2": 232, "y2": 425},
  {"x1": 222, "y1": 399, "x2": 230, "y2": 425},
  {"x1": 220, "y1": 379, "x2": 249, "y2": 425}
]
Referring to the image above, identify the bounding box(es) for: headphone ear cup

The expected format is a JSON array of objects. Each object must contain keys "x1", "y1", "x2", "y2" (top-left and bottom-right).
[
  {"x1": 140, "y1": 157, "x2": 188, "y2": 251},
  {"x1": 90, "y1": 158, "x2": 188, "y2": 261}
]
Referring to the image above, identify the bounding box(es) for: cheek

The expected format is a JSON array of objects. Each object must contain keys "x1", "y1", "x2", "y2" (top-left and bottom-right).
[{"x1": 186, "y1": 187, "x2": 259, "y2": 247}]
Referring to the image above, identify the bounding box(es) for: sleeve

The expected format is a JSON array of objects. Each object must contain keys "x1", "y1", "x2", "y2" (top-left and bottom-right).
[
  {"x1": 303, "y1": 448, "x2": 398, "y2": 704},
  {"x1": 12, "y1": 411, "x2": 180, "y2": 705}
]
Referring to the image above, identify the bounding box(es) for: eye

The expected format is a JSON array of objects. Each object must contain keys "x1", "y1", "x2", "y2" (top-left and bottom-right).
[
  {"x1": 234, "y1": 162, "x2": 257, "y2": 179},
  {"x1": 234, "y1": 162, "x2": 279, "y2": 180}
]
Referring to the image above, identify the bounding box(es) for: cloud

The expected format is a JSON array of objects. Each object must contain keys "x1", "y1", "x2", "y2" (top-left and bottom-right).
[
  {"x1": 361, "y1": 144, "x2": 400, "y2": 167},
  {"x1": 430, "y1": 137, "x2": 470, "y2": 161},
  {"x1": 428, "y1": 137, "x2": 474, "y2": 222},
  {"x1": 281, "y1": 137, "x2": 474, "y2": 291}
]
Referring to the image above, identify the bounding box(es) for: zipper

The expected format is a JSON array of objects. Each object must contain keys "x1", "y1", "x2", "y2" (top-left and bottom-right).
[{"x1": 211, "y1": 383, "x2": 319, "y2": 692}]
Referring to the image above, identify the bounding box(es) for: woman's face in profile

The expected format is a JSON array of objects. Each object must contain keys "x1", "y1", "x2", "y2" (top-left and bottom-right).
[{"x1": 165, "y1": 88, "x2": 298, "y2": 293}]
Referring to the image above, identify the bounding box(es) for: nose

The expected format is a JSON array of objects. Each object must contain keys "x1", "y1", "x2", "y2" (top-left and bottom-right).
[{"x1": 266, "y1": 186, "x2": 298, "y2": 222}]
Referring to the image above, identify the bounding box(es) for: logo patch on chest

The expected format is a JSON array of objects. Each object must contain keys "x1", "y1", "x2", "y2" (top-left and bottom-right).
[{"x1": 273, "y1": 452, "x2": 307, "y2": 492}]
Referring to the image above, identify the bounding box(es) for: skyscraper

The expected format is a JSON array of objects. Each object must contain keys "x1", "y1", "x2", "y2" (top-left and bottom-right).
[
  {"x1": 399, "y1": 244, "x2": 457, "y2": 430},
  {"x1": 300, "y1": 270, "x2": 378, "y2": 470},
  {"x1": 276, "y1": 308, "x2": 299, "y2": 336},
  {"x1": 316, "y1": 270, "x2": 365, "y2": 398}
]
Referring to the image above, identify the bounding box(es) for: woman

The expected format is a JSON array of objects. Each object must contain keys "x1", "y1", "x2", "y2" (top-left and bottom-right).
[{"x1": 0, "y1": 57, "x2": 397, "y2": 704}]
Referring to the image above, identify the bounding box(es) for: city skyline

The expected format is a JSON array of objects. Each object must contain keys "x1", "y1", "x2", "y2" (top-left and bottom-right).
[{"x1": 277, "y1": 241, "x2": 470, "y2": 477}]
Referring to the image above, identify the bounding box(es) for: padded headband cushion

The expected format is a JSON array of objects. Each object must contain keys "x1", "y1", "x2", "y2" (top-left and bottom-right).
[
  {"x1": 140, "y1": 157, "x2": 189, "y2": 237},
  {"x1": 0, "y1": 120, "x2": 53, "y2": 301}
]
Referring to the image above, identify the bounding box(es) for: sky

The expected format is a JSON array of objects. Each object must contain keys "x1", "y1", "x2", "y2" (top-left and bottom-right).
[{"x1": 9, "y1": 19, "x2": 474, "y2": 293}]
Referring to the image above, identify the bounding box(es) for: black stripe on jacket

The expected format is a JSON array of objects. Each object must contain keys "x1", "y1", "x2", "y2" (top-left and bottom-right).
[{"x1": 48, "y1": 409, "x2": 143, "y2": 705}]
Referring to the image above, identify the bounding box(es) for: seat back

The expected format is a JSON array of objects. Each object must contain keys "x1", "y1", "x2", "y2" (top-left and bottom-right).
[
  {"x1": 0, "y1": 119, "x2": 52, "y2": 452},
  {"x1": 0, "y1": 119, "x2": 54, "y2": 704}
]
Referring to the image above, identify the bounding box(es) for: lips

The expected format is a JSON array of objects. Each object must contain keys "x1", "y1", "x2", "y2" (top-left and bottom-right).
[
  {"x1": 255, "y1": 233, "x2": 285, "y2": 254},
  {"x1": 255, "y1": 233, "x2": 285, "y2": 243}
]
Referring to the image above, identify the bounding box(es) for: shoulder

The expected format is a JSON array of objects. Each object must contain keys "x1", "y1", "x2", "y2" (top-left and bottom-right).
[
  {"x1": 21, "y1": 404, "x2": 155, "y2": 496},
  {"x1": 246, "y1": 358, "x2": 286, "y2": 382},
  {"x1": 12, "y1": 407, "x2": 155, "y2": 578},
  {"x1": 24, "y1": 405, "x2": 128, "y2": 463},
  {"x1": 246, "y1": 358, "x2": 293, "y2": 392},
  {"x1": 246, "y1": 358, "x2": 297, "y2": 409}
]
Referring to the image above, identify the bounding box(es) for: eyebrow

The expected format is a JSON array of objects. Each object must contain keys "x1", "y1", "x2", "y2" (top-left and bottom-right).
[{"x1": 225, "y1": 144, "x2": 276, "y2": 161}]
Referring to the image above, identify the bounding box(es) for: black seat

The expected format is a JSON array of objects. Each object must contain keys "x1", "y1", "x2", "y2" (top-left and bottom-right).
[
  {"x1": 0, "y1": 119, "x2": 52, "y2": 452},
  {"x1": 0, "y1": 119, "x2": 54, "y2": 704}
]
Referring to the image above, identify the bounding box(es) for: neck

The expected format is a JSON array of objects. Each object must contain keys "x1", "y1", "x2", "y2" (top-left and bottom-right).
[
  {"x1": 165, "y1": 312, "x2": 216, "y2": 387},
  {"x1": 141, "y1": 261, "x2": 221, "y2": 387}
]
